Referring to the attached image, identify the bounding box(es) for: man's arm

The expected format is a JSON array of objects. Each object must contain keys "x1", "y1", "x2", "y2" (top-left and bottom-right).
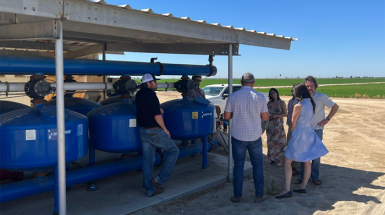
[
  {"x1": 224, "y1": 111, "x2": 232, "y2": 120},
  {"x1": 317, "y1": 103, "x2": 339, "y2": 127},
  {"x1": 154, "y1": 115, "x2": 170, "y2": 137},
  {"x1": 224, "y1": 94, "x2": 232, "y2": 120},
  {"x1": 261, "y1": 112, "x2": 269, "y2": 121}
]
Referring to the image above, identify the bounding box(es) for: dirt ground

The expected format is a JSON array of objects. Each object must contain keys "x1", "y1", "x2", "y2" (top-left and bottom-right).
[{"x1": 133, "y1": 92, "x2": 385, "y2": 215}]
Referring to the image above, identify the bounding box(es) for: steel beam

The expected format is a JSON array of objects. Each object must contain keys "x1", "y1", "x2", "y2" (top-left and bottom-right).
[
  {"x1": 0, "y1": 41, "x2": 80, "y2": 52},
  {"x1": 0, "y1": 50, "x2": 53, "y2": 57},
  {"x1": 0, "y1": 0, "x2": 62, "y2": 18},
  {"x1": 107, "y1": 43, "x2": 240, "y2": 56},
  {"x1": 0, "y1": 0, "x2": 294, "y2": 50},
  {"x1": 64, "y1": 44, "x2": 103, "y2": 59},
  {"x1": 0, "y1": 20, "x2": 59, "y2": 41}
]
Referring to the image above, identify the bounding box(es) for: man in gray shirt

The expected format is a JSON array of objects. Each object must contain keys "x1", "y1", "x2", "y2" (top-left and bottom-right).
[{"x1": 188, "y1": 75, "x2": 206, "y2": 99}]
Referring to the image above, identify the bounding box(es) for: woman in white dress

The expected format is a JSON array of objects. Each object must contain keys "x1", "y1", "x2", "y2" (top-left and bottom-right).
[{"x1": 275, "y1": 84, "x2": 329, "y2": 199}]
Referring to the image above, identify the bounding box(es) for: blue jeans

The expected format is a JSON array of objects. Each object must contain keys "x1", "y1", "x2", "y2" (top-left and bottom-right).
[
  {"x1": 140, "y1": 128, "x2": 179, "y2": 196},
  {"x1": 300, "y1": 129, "x2": 323, "y2": 180},
  {"x1": 232, "y1": 137, "x2": 264, "y2": 198}
]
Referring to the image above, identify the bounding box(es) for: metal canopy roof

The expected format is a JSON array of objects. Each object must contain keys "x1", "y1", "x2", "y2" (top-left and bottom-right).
[{"x1": 0, "y1": 0, "x2": 298, "y2": 58}]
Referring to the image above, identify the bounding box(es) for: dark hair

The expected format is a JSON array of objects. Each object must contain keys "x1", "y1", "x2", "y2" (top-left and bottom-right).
[
  {"x1": 304, "y1": 75, "x2": 318, "y2": 89},
  {"x1": 292, "y1": 83, "x2": 316, "y2": 113},
  {"x1": 140, "y1": 81, "x2": 154, "y2": 89},
  {"x1": 192, "y1": 75, "x2": 202, "y2": 80},
  {"x1": 268, "y1": 88, "x2": 281, "y2": 102},
  {"x1": 291, "y1": 83, "x2": 301, "y2": 98}
]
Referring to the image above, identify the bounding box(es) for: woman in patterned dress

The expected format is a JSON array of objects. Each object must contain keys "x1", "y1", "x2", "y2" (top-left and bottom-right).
[{"x1": 266, "y1": 88, "x2": 288, "y2": 166}]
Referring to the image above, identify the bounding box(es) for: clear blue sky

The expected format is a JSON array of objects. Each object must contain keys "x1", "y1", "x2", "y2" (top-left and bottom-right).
[{"x1": 104, "y1": 0, "x2": 385, "y2": 79}]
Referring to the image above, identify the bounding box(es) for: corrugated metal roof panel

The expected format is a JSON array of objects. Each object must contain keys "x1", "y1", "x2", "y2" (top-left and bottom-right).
[{"x1": 82, "y1": 0, "x2": 298, "y2": 41}]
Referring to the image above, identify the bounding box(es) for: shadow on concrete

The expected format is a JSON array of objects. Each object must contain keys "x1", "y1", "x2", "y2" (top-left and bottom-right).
[{"x1": 142, "y1": 150, "x2": 385, "y2": 215}]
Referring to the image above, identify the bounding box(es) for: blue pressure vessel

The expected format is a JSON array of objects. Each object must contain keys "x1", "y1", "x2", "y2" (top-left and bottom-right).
[
  {"x1": 100, "y1": 95, "x2": 136, "y2": 106},
  {"x1": 88, "y1": 100, "x2": 141, "y2": 153},
  {"x1": 0, "y1": 101, "x2": 29, "y2": 114},
  {"x1": 45, "y1": 95, "x2": 101, "y2": 116},
  {"x1": 0, "y1": 106, "x2": 88, "y2": 171},
  {"x1": 161, "y1": 97, "x2": 216, "y2": 140}
]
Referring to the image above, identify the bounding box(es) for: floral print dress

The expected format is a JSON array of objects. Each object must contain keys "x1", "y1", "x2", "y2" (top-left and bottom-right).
[{"x1": 266, "y1": 100, "x2": 287, "y2": 166}]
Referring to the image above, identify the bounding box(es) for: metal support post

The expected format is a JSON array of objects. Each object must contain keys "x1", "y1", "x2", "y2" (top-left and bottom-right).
[
  {"x1": 102, "y1": 43, "x2": 107, "y2": 100},
  {"x1": 54, "y1": 166, "x2": 59, "y2": 215},
  {"x1": 202, "y1": 136, "x2": 208, "y2": 169},
  {"x1": 87, "y1": 147, "x2": 98, "y2": 191},
  {"x1": 227, "y1": 44, "x2": 233, "y2": 182},
  {"x1": 54, "y1": 19, "x2": 66, "y2": 215}
]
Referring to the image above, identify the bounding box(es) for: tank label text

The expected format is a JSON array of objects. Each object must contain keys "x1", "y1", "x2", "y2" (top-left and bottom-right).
[
  {"x1": 192, "y1": 112, "x2": 198, "y2": 119},
  {"x1": 202, "y1": 112, "x2": 212, "y2": 118},
  {"x1": 26, "y1": 130, "x2": 36, "y2": 141},
  {"x1": 48, "y1": 129, "x2": 73, "y2": 140}
]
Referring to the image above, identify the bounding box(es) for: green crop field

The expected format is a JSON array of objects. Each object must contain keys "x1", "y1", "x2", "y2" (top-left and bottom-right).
[
  {"x1": 130, "y1": 78, "x2": 385, "y2": 98},
  {"x1": 256, "y1": 83, "x2": 385, "y2": 99},
  {"x1": 132, "y1": 77, "x2": 385, "y2": 88}
]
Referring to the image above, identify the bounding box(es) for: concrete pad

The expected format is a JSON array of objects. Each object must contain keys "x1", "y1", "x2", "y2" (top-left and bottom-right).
[{"x1": 0, "y1": 153, "x2": 252, "y2": 215}]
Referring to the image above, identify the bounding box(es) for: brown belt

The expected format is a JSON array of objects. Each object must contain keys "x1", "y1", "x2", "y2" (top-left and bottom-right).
[{"x1": 143, "y1": 127, "x2": 162, "y2": 129}]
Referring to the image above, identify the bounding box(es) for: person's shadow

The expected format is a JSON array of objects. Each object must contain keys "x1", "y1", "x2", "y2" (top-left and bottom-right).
[{"x1": 261, "y1": 154, "x2": 384, "y2": 214}]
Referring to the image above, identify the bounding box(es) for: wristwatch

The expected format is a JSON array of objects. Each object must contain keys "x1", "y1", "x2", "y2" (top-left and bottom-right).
[{"x1": 325, "y1": 117, "x2": 331, "y2": 120}]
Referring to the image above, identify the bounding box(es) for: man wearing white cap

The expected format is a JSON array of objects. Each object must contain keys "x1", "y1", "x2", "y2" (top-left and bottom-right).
[
  {"x1": 136, "y1": 73, "x2": 179, "y2": 197},
  {"x1": 224, "y1": 72, "x2": 269, "y2": 203}
]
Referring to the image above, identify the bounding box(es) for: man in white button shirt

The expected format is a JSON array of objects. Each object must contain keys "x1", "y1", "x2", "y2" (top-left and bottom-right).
[
  {"x1": 224, "y1": 73, "x2": 269, "y2": 203},
  {"x1": 296, "y1": 76, "x2": 339, "y2": 186}
]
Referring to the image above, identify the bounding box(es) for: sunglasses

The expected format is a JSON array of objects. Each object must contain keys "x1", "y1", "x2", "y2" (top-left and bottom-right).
[{"x1": 194, "y1": 80, "x2": 202, "y2": 82}]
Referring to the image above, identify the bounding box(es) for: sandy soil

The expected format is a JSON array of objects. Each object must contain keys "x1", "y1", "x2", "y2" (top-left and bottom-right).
[{"x1": 133, "y1": 92, "x2": 385, "y2": 215}]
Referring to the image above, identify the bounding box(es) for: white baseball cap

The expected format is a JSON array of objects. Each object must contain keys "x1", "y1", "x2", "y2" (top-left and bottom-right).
[{"x1": 141, "y1": 73, "x2": 159, "y2": 83}]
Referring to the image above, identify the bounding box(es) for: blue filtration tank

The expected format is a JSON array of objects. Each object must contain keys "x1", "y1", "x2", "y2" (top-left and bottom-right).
[
  {"x1": 161, "y1": 97, "x2": 216, "y2": 140},
  {"x1": 0, "y1": 106, "x2": 88, "y2": 171},
  {"x1": 46, "y1": 95, "x2": 101, "y2": 116},
  {"x1": 88, "y1": 100, "x2": 141, "y2": 153},
  {"x1": 0, "y1": 101, "x2": 29, "y2": 114},
  {"x1": 100, "y1": 95, "x2": 136, "y2": 106}
]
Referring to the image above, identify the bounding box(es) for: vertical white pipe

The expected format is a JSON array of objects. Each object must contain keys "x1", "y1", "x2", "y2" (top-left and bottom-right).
[
  {"x1": 55, "y1": 19, "x2": 67, "y2": 215},
  {"x1": 102, "y1": 43, "x2": 107, "y2": 100},
  {"x1": 227, "y1": 44, "x2": 233, "y2": 182}
]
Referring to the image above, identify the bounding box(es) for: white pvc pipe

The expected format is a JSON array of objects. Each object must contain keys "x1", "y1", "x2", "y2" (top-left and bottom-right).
[
  {"x1": 55, "y1": 20, "x2": 67, "y2": 215},
  {"x1": 228, "y1": 44, "x2": 233, "y2": 182},
  {"x1": 51, "y1": 82, "x2": 114, "y2": 91},
  {"x1": 0, "y1": 82, "x2": 25, "y2": 92},
  {"x1": 157, "y1": 82, "x2": 175, "y2": 89}
]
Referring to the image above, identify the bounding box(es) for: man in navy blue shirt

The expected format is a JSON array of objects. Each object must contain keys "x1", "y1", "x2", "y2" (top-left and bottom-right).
[{"x1": 136, "y1": 73, "x2": 179, "y2": 197}]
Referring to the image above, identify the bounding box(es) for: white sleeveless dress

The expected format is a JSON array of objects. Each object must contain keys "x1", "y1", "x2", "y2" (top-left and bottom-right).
[{"x1": 285, "y1": 99, "x2": 329, "y2": 162}]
